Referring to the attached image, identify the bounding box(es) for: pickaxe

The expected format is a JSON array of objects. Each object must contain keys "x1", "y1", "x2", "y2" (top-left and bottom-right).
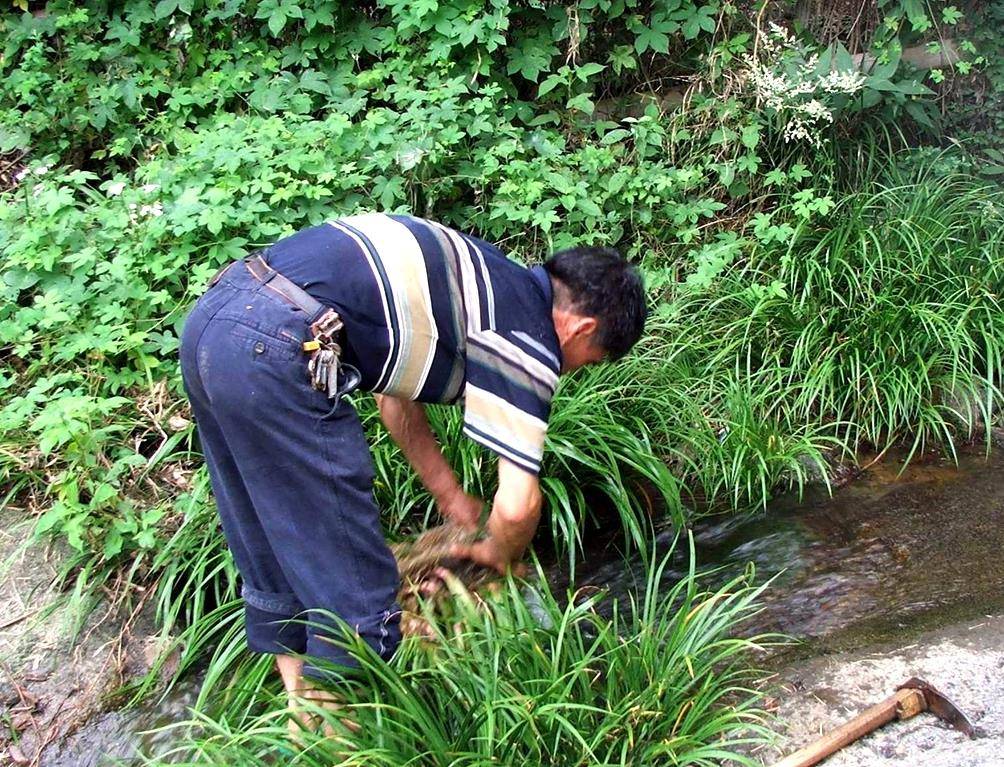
[{"x1": 769, "y1": 677, "x2": 978, "y2": 767}]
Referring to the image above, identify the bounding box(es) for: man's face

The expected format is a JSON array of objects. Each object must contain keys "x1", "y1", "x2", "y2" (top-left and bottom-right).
[{"x1": 552, "y1": 305, "x2": 608, "y2": 373}]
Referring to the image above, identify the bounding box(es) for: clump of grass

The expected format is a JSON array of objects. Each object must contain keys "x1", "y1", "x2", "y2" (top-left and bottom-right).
[
  {"x1": 140, "y1": 539, "x2": 773, "y2": 766},
  {"x1": 614, "y1": 169, "x2": 1004, "y2": 517},
  {"x1": 686, "y1": 173, "x2": 1003, "y2": 461}
]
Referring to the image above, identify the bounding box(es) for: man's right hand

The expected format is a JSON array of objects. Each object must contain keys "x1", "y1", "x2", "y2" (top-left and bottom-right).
[{"x1": 450, "y1": 537, "x2": 527, "y2": 576}]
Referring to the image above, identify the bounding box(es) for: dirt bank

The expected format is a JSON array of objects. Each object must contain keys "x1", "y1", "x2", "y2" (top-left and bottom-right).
[
  {"x1": 756, "y1": 614, "x2": 1004, "y2": 767},
  {"x1": 0, "y1": 511, "x2": 173, "y2": 767}
]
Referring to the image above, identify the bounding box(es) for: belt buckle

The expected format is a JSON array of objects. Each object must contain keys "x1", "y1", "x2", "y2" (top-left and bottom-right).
[{"x1": 311, "y1": 309, "x2": 343, "y2": 342}]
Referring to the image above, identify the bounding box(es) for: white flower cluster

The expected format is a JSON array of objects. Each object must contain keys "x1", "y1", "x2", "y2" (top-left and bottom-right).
[
  {"x1": 746, "y1": 23, "x2": 867, "y2": 145},
  {"x1": 128, "y1": 201, "x2": 164, "y2": 223},
  {"x1": 12, "y1": 165, "x2": 48, "y2": 184},
  {"x1": 760, "y1": 21, "x2": 795, "y2": 54},
  {"x1": 107, "y1": 181, "x2": 164, "y2": 223},
  {"x1": 817, "y1": 70, "x2": 867, "y2": 94},
  {"x1": 751, "y1": 68, "x2": 815, "y2": 111},
  {"x1": 107, "y1": 181, "x2": 159, "y2": 197}
]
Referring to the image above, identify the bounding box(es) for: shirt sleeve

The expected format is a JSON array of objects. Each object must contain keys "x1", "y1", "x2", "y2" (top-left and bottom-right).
[{"x1": 462, "y1": 328, "x2": 560, "y2": 474}]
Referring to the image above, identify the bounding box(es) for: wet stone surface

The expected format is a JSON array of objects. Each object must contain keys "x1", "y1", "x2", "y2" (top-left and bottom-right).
[
  {"x1": 753, "y1": 614, "x2": 1004, "y2": 767},
  {"x1": 43, "y1": 680, "x2": 199, "y2": 767},
  {"x1": 0, "y1": 510, "x2": 186, "y2": 767}
]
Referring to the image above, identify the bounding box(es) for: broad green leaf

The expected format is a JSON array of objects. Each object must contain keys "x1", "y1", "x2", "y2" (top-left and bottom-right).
[
  {"x1": 538, "y1": 74, "x2": 564, "y2": 97},
  {"x1": 635, "y1": 25, "x2": 670, "y2": 54},
  {"x1": 869, "y1": 46, "x2": 902, "y2": 80},
  {"x1": 833, "y1": 42, "x2": 856, "y2": 73},
  {"x1": 299, "y1": 69, "x2": 330, "y2": 95},
  {"x1": 268, "y1": 10, "x2": 287, "y2": 36},
  {"x1": 602, "y1": 128, "x2": 632, "y2": 145},
  {"x1": 154, "y1": 0, "x2": 178, "y2": 19},
  {"x1": 103, "y1": 529, "x2": 124, "y2": 559},
  {"x1": 566, "y1": 93, "x2": 595, "y2": 114},
  {"x1": 575, "y1": 62, "x2": 605, "y2": 81}
]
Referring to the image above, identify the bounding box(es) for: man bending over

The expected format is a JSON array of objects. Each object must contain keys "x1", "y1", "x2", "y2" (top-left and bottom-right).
[{"x1": 178, "y1": 213, "x2": 646, "y2": 708}]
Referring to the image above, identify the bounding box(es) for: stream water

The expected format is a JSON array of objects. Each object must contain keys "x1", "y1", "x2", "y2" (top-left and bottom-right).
[
  {"x1": 560, "y1": 447, "x2": 1004, "y2": 657},
  {"x1": 48, "y1": 447, "x2": 1004, "y2": 764}
]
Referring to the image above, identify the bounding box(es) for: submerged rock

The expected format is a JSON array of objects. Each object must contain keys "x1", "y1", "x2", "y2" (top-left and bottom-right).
[{"x1": 0, "y1": 510, "x2": 172, "y2": 767}]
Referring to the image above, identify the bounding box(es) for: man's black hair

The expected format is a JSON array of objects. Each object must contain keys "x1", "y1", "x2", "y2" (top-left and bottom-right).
[{"x1": 543, "y1": 246, "x2": 646, "y2": 360}]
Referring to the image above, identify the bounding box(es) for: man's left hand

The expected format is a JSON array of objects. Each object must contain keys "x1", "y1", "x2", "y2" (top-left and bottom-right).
[
  {"x1": 437, "y1": 488, "x2": 484, "y2": 530},
  {"x1": 449, "y1": 538, "x2": 528, "y2": 577}
]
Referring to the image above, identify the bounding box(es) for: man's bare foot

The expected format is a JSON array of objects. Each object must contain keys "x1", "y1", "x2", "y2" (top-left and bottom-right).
[{"x1": 276, "y1": 654, "x2": 359, "y2": 744}]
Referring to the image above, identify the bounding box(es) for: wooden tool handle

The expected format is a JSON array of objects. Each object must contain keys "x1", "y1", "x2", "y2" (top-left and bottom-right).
[{"x1": 769, "y1": 688, "x2": 926, "y2": 767}]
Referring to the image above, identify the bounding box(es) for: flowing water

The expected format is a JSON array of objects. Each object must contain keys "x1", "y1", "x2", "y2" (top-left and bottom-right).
[
  {"x1": 50, "y1": 447, "x2": 1004, "y2": 763},
  {"x1": 557, "y1": 447, "x2": 1004, "y2": 657}
]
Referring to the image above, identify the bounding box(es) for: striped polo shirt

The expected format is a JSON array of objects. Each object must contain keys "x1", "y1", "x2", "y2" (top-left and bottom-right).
[{"x1": 264, "y1": 213, "x2": 562, "y2": 474}]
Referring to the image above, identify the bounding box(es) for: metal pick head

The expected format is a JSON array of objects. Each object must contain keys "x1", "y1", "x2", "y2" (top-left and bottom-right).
[{"x1": 897, "y1": 677, "x2": 980, "y2": 738}]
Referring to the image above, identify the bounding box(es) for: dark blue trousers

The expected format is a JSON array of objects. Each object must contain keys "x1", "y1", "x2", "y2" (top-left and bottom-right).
[{"x1": 178, "y1": 261, "x2": 401, "y2": 677}]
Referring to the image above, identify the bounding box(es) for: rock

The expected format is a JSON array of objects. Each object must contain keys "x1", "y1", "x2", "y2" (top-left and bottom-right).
[
  {"x1": 0, "y1": 681, "x2": 19, "y2": 707},
  {"x1": 758, "y1": 615, "x2": 1004, "y2": 767},
  {"x1": 990, "y1": 427, "x2": 1004, "y2": 450},
  {"x1": 795, "y1": 451, "x2": 832, "y2": 486},
  {"x1": 939, "y1": 381, "x2": 997, "y2": 437},
  {"x1": 0, "y1": 508, "x2": 181, "y2": 763}
]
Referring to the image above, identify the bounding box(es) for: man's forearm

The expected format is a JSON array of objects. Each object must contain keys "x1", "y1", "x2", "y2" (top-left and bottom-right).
[
  {"x1": 375, "y1": 394, "x2": 462, "y2": 505},
  {"x1": 484, "y1": 496, "x2": 540, "y2": 562},
  {"x1": 481, "y1": 458, "x2": 543, "y2": 564}
]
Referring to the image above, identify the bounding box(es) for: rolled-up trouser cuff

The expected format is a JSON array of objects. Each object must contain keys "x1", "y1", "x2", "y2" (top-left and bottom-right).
[
  {"x1": 240, "y1": 584, "x2": 402, "y2": 678},
  {"x1": 242, "y1": 585, "x2": 307, "y2": 655},
  {"x1": 302, "y1": 605, "x2": 403, "y2": 681},
  {"x1": 244, "y1": 604, "x2": 308, "y2": 655},
  {"x1": 242, "y1": 583, "x2": 303, "y2": 615}
]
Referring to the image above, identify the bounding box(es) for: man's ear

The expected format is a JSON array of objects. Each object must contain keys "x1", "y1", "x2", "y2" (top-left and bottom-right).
[{"x1": 572, "y1": 315, "x2": 598, "y2": 340}]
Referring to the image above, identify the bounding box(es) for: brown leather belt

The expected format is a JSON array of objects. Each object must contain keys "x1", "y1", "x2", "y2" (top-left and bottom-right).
[
  {"x1": 210, "y1": 251, "x2": 341, "y2": 342},
  {"x1": 243, "y1": 252, "x2": 326, "y2": 318},
  {"x1": 242, "y1": 252, "x2": 342, "y2": 343},
  {"x1": 208, "y1": 251, "x2": 354, "y2": 399}
]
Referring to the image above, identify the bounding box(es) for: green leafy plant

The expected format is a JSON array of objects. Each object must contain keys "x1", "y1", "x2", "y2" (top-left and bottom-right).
[{"x1": 1, "y1": 3, "x2": 1000, "y2": 745}]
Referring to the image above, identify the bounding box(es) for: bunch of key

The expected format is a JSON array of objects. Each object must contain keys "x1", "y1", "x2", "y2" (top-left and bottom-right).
[{"x1": 308, "y1": 347, "x2": 341, "y2": 398}]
